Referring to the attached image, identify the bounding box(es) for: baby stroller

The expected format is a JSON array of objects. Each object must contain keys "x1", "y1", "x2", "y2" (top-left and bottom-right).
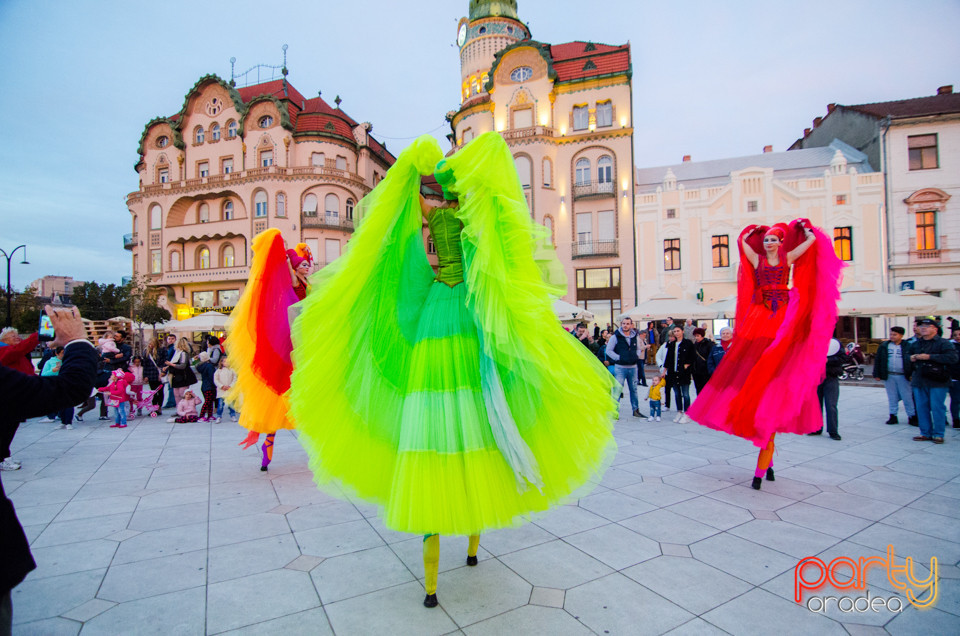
[{"x1": 134, "y1": 384, "x2": 164, "y2": 417}]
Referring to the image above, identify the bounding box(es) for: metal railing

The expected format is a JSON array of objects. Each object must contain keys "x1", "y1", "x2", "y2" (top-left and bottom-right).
[
  {"x1": 571, "y1": 239, "x2": 619, "y2": 259},
  {"x1": 301, "y1": 214, "x2": 354, "y2": 231},
  {"x1": 123, "y1": 233, "x2": 137, "y2": 250},
  {"x1": 573, "y1": 181, "x2": 615, "y2": 200}
]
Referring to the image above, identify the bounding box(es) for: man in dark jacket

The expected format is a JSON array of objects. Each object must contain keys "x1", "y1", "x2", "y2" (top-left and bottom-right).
[
  {"x1": 664, "y1": 325, "x2": 694, "y2": 422},
  {"x1": 873, "y1": 327, "x2": 917, "y2": 426},
  {"x1": 811, "y1": 339, "x2": 850, "y2": 440},
  {"x1": 906, "y1": 317, "x2": 959, "y2": 444},
  {"x1": 0, "y1": 306, "x2": 97, "y2": 633},
  {"x1": 691, "y1": 328, "x2": 715, "y2": 394},
  {"x1": 606, "y1": 317, "x2": 644, "y2": 418},
  {"x1": 950, "y1": 328, "x2": 960, "y2": 429}
]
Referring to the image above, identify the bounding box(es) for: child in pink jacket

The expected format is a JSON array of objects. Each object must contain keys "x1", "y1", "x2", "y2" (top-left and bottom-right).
[
  {"x1": 99, "y1": 369, "x2": 134, "y2": 428},
  {"x1": 169, "y1": 390, "x2": 203, "y2": 423}
]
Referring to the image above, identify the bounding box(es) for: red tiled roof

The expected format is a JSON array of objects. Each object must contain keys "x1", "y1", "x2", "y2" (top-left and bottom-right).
[
  {"x1": 366, "y1": 136, "x2": 396, "y2": 166},
  {"x1": 236, "y1": 80, "x2": 307, "y2": 109},
  {"x1": 293, "y1": 112, "x2": 355, "y2": 138},
  {"x1": 548, "y1": 41, "x2": 630, "y2": 82},
  {"x1": 845, "y1": 91, "x2": 960, "y2": 120}
]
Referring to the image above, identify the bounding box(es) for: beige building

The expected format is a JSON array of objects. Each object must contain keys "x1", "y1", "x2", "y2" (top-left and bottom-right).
[
  {"x1": 790, "y1": 86, "x2": 960, "y2": 305},
  {"x1": 126, "y1": 73, "x2": 395, "y2": 320},
  {"x1": 449, "y1": 0, "x2": 636, "y2": 328},
  {"x1": 31, "y1": 275, "x2": 84, "y2": 301},
  {"x1": 635, "y1": 142, "x2": 885, "y2": 332}
]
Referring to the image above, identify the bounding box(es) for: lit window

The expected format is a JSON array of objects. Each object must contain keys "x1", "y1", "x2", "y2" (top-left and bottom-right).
[
  {"x1": 198, "y1": 162, "x2": 209, "y2": 178},
  {"x1": 276, "y1": 193, "x2": 286, "y2": 217},
  {"x1": 664, "y1": 239, "x2": 681, "y2": 271},
  {"x1": 211, "y1": 123, "x2": 220, "y2": 141},
  {"x1": 195, "y1": 127, "x2": 204, "y2": 144},
  {"x1": 303, "y1": 193, "x2": 318, "y2": 216},
  {"x1": 835, "y1": 194, "x2": 847, "y2": 205},
  {"x1": 542, "y1": 158, "x2": 552, "y2": 187},
  {"x1": 150, "y1": 204, "x2": 162, "y2": 229},
  {"x1": 510, "y1": 66, "x2": 533, "y2": 82},
  {"x1": 222, "y1": 158, "x2": 233, "y2": 174},
  {"x1": 218, "y1": 289, "x2": 239, "y2": 306},
  {"x1": 908, "y1": 134, "x2": 938, "y2": 170},
  {"x1": 336, "y1": 156, "x2": 347, "y2": 171},
  {"x1": 916, "y1": 211, "x2": 937, "y2": 250},
  {"x1": 198, "y1": 247, "x2": 210, "y2": 269},
  {"x1": 747, "y1": 200, "x2": 759, "y2": 212},
  {"x1": 222, "y1": 244, "x2": 235, "y2": 267},
  {"x1": 193, "y1": 291, "x2": 214, "y2": 307},
  {"x1": 259, "y1": 115, "x2": 273, "y2": 128},
  {"x1": 596, "y1": 101, "x2": 613, "y2": 127},
  {"x1": 712, "y1": 235, "x2": 729, "y2": 268},
  {"x1": 254, "y1": 191, "x2": 267, "y2": 217},
  {"x1": 597, "y1": 156, "x2": 613, "y2": 184},
  {"x1": 260, "y1": 150, "x2": 273, "y2": 167},
  {"x1": 151, "y1": 249, "x2": 161, "y2": 274},
  {"x1": 227, "y1": 120, "x2": 238, "y2": 138},
  {"x1": 573, "y1": 105, "x2": 589, "y2": 131},
  {"x1": 223, "y1": 200, "x2": 234, "y2": 220},
  {"x1": 833, "y1": 227, "x2": 853, "y2": 261},
  {"x1": 198, "y1": 203, "x2": 209, "y2": 223},
  {"x1": 346, "y1": 198, "x2": 354, "y2": 220},
  {"x1": 575, "y1": 158, "x2": 590, "y2": 186}
]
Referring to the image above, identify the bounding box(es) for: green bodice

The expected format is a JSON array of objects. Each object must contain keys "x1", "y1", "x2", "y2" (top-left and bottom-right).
[{"x1": 428, "y1": 208, "x2": 464, "y2": 286}]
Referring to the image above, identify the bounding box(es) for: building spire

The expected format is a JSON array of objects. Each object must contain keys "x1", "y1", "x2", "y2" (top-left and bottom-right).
[{"x1": 469, "y1": 0, "x2": 519, "y2": 20}]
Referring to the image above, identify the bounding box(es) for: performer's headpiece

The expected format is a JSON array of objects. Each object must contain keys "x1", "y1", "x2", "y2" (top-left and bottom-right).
[
  {"x1": 286, "y1": 249, "x2": 306, "y2": 269},
  {"x1": 764, "y1": 226, "x2": 786, "y2": 241},
  {"x1": 294, "y1": 242, "x2": 314, "y2": 265}
]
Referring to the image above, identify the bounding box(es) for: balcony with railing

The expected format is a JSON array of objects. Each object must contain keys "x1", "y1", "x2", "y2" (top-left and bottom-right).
[
  {"x1": 571, "y1": 239, "x2": 619, "y2": 259},
  {"x1": 573, "y1": 181, "x2": 615, "y2": 200},
  {"x1": 301, "y1": 214, "x2": 354, "y2": 232},
  {"x1": 501, "y1": 126, "x2": 555, "y2": 141},
  {"x1": 123, "y1": 233, "x2": 138, "y2": 250}
]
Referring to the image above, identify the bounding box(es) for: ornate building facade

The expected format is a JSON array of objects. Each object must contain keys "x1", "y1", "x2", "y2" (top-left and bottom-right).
[
  {"x1": 635, "y1": 142, "x2": 885, "y2": 333},
  {"x1": 449, "y1": 0, "x2": 637, "y2": 327},
  {"x1": 126, "y1": 74, "x2": 395, "y2": 319}
]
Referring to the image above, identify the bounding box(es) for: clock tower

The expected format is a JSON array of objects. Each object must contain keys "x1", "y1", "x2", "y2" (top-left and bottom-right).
[{"x1": 456, "y1": 0, "x2": 528, "y2": 103}]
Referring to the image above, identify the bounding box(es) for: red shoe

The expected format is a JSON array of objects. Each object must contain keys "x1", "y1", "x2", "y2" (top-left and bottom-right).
[{"x1": 110, "y1": 423, "x2": 121, "y2": 428}]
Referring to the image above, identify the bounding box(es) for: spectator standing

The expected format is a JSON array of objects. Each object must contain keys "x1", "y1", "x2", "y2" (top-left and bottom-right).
[
  {"x1": 1, "y1": 305, "x2": 97, "y2": 634},
  {"x1": 873, "y1": 327, "x2": 917, "y2": 426},
  {"x1": 682, "y1": 318, "x2": 696, "y2": 342},
  {"x1": 707, "y1": 327, "x2": 733, "y2": 375},
  {"x1": 161, "y1": 334, "x2": 177, "y2": 409},
  {"x1": 659, "y1": 318, "x2": 674, "y2": 351},
  {"x1": 906, "y1": 317, "x2": 959, "y2": 444},
  {"x1": 573, "y1": 324, "x2": 593, "y2": 349},
  {"x1": 646, "y1": 372, "x2": 666, "y2": 421},
  {"x1": 214, "y1": 358, "x2": 238, "y2": 422},
  {"x1": 606, "y1": 317, "x2": 645, "y2": 418},
  {"x1": 664, "y1": 325, "x2": 694, "y2": 422},
  {"x1": 142, "y1": 338, "x2": 165, "y2": 415},
  {"x1": 595, "y1": 330, "x2": 616, "y2": 375},
  {"x1": 691, "y1": 328, "x2": 716, "y2": 394},
  {"x1": 950, "y1": 328, "x2": 960, "y2": 429},
  {"x1": 196, "y1": 352, "x2": 217, "y2": 421},
  {"x1": 811, "y1": 339, "x2": 848, "y2": 440},
  {"x1": 164, "y1": 338, "x2": 196, "y2": 406},
  {"x1": 655, "y1": 331, "x2": 674, "y2": 410},
  {"x1": 636, "y1": 329, "x2": 650, "y2": 387}
]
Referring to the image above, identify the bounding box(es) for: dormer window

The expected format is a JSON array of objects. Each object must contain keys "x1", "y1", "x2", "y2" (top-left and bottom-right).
[
  {"x1": 156, "y1": 136, "x2": 169, "y2": 148},
  {"x1": 510, "y1": 66, "x2": 533, "y2": 82},
  {"x1": 259, "y1": 115, "x2": 274, "y2": 128}
]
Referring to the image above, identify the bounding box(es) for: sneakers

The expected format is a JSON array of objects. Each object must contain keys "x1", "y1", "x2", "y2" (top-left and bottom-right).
[
  {"x1": 213, "y1": 418, "x2": 221, "y2": 423},
  {"x1": 647, "y1": 416, "x2": 654, "y2": 422},
  {"x1": 655, "y1": 416, "x2": 661, "y2": 421},
  {"x1": 0, "y1": 458, "x2": 21, "y2": 471},
  {"x1": 166, "y1": 416, "x2": 177, "y2": 423},
  {"x1": 230, "y1": 415, "x2": 238, "y2": 422},
  {"x1": 932, "y1": 437, "x2": 944, "y2": 444},
  {"x1": 678, "y1": 413, "x2": 690, "y2": 424},
  {"x1": 55, "y1": 423, "x2": 66, "y2": 430},
  {"x1": 75, "y1": 414, "x2": 83, "y2": 422},
  {"x1": 38, "y1": 417, "x2": 57, "y2": 423},
  {"x1": 885, "y1": 414, "x2": 898, "y2": 425},
  {"x1": 98, "y1": 416, "x2": 109, "y2": 421},
  {"x1": 672, "y1": 413, "x2": 681, "y2": 423},
  {"x1": 64, "y1": 424, "x2": 74, "y2": 430}
]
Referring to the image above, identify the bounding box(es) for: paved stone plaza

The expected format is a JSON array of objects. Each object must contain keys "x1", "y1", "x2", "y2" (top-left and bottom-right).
[{"x1": 5, "y1": 384, "x2": 960, "y2": 635}]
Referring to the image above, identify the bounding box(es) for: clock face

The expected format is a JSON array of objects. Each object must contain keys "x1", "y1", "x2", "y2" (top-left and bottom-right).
[
  {"x1": 457, "y1": 24, "x2": 467, "y2": 47},
  {"x1": 510, "y1": 66, "x2": 533, "y2": 82}
]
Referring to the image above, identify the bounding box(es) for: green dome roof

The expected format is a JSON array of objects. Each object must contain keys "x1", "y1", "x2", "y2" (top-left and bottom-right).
[{"x1": 469, "y1": 0, "x2": 519, "y2": 20}]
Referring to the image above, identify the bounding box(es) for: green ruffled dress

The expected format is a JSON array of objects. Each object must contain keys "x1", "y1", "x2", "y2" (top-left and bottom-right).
[{"x1": 289, "y1": 132, "x2": 617, "y2": 535}]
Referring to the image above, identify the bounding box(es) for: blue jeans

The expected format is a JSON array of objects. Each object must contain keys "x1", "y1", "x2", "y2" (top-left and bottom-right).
[
  {"x1": 111, "y1": 403, "x2": 127, "y2": 426},
  {"x1": 884, "y1": 374, "x2": 915, "y2": 417},
  {"x1": 669, "y1": 375, "x2": 690, "y2": 412},
  {"x1": 949, "y1": 380, "x2": 959, "y2": 424},
  {"x1": 216, "y1": 398, "x2": 236, "y2": 419},
  {"x1": 914, "y1": 385, "x2": 948, "y2": 438},
  {"x1": 613, "y1": 365, "x2": 639, "y2": 411},
  {"x1": 649, "y1": 400, "x2": 661, "y2": 417}
]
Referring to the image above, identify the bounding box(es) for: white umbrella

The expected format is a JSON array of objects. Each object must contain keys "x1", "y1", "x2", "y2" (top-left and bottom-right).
[
  {"x1": 707, "y1": 295, "x2": 738, "y2": 319},
  {"x1": 898, "y1": 289, "x2": 960, "y2": 315},
  {"x1": 553, "y1": 299, "x2": 594, "y2": 322},
  {"x1": 160, "y1": 310, "x2": 230, "y2": 332},
  {"x1": 620, "y1": 294, "x2": 716, "y2": 322},
  {"x1": 838, "y1": 288, "x2": 936, "y2": 316}
]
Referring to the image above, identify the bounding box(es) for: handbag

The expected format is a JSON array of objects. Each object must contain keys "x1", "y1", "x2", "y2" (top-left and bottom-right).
[{"x1": 920, "y1": 362, "x2": 949, "y2": 383}]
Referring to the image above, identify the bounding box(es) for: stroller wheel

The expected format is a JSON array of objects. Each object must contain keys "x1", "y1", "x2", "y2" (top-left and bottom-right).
[{"x1": 150, "y1": 412, "x2": 158, "y2": 418}]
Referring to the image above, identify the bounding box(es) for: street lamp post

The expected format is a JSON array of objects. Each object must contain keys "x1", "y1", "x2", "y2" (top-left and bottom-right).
[{"x1": 1, "y1": 245, "x2": 29, "y2": 327}]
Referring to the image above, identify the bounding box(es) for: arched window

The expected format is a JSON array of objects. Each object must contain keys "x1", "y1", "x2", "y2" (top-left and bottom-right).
[
  {"x1": 543, "y1": 216, "x2": 554, "y2": 247},
  {"x1": 303, "y1": 193, "x2": 318, "y2": 216},
  {"x1": 575, "y1": 158, "x2": 591, "y2": 186},
  {"x1": 276, "y1": 193, "x2": 286, "y2": 217},
  {"x1": 346, "y1": 198, "x2": 355, "y2": 220},
  {"x1": 254, "y1": 191, "x2": 267, "y2": 217},
  {"x1": 325, "y1": 193, "x2": 340, "y2": 220},
  {"x1": 211, "y1": 123, "x2": 220, "y2": 141},
  {"x1": 222, "y1": 244, "x2": 235, "y2": 267},
  {"x1": 195, "y1": 126, "x2": 204, "y2": 144},
  {"x1": 542, "y1": 158, "x2": 552, "y2": 188},
  {"x1": 598, "y1": 156, "x2": 613, "y2": 194},
  {"x1": 169, "y1": 250, "x2": 181, "y2": 271},
  {"x1": 198, "y1": 203, "x2": 209, "y2": 223},
  {"x1": 227, "y1": 120, "x2": 238, "y2": 138},
  {"x1": 515, "y1": 155, "x2": 532, "y2": 188},
  {"x1": 198, "y1": 246, "x2": 211, "y2": 270},
  {"x1": 150, "y1": 204, "x2": 162, "y2": 229},
  {"x1": 223, "y1": 200, "x2": 234, "y2": 220},
  {"x1": 259, "y1": 115, "x2": 273, "y2": 128}
]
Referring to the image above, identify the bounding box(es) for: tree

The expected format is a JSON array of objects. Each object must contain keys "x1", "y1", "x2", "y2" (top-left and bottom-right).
[
  {"x1": 71, "y1": 281, "x2": 132, "y2": 321},
  {"x1": 10, "y1": 286, "x2": 41, "y2": 333},
  {"x1": 128, "y1": 275, "x2": 170, "y2": 352}
]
